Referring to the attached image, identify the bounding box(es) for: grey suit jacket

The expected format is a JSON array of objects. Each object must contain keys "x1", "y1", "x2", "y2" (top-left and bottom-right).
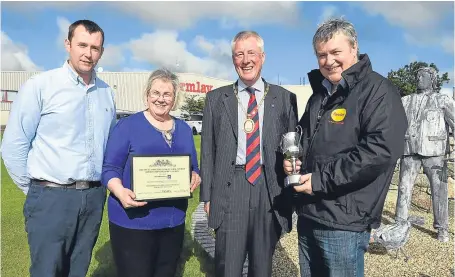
[
  {"x1": 200, "y1": 80, "x2": 298, "y2": 233},
  {"x1": 402, "y1": 92, "x2": 454, "y2": 157}
]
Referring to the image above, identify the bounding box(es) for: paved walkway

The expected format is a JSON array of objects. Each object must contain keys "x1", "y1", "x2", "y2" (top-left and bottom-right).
[
  {"x1": 191, "y1": 202, "x2": 249, "y2": 276},
  {"x1": 191, "y1": 202, "x2": 298, "y2": 277}
]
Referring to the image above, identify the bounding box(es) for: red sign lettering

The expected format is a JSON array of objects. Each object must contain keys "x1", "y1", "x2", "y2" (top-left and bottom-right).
[{"x1": 180, "y1": 81, "x2": 214, "y2": 93}]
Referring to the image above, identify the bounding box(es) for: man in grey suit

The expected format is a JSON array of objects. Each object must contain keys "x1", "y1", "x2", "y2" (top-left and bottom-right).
[{"x1": 200, "y1": 31, "x2": 298, "y2": 277}]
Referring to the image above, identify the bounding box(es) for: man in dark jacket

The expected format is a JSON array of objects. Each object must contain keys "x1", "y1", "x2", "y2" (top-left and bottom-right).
[{"x1": 284, "y1": 18, "x2": 408, "y2": 277}]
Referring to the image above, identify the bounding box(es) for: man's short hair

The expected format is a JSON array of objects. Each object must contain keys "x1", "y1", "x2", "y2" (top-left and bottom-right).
[
  {"x1": 231, "y1": 31, "x2": 264, "y2": 53},
  {"x1": 313, "y1": 18, "x2": 359, "y2": 57},
  {"x1": 68, "y1": 20, "x2": 105, "y2": 46}
]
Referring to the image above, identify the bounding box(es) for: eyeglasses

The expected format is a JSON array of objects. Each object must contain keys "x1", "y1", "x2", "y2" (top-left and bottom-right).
[
  {"x1": 233, "y1": 51, "x2": 262, "y2": 60},
  {"x1": 148, "y1": 91, "x2": 174, "y2": 101}
]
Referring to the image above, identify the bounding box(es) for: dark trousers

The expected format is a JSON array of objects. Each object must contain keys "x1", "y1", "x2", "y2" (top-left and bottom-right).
[
  {"x1": 24, "y1": 183, "x2": 106, "y2": 277},
  {"x1": 215, "y1": 168, "x2": 281, "y2": 277},
  {"x1": 109, "y1": 222, "x2": 185, "y2": 277}
]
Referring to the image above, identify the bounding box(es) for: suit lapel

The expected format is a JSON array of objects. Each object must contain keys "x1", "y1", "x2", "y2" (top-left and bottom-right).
[
  {"x1": 263, "y1": 81, "x2": 279, "y2": 152},
  {"x1": 223, "y1": 83, "x2": 238, "y2": 140}
]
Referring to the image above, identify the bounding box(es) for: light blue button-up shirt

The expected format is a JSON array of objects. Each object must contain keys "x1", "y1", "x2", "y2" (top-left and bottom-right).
[{"x1": 1, "y1": 61, "x2": 116, "y2": 194}]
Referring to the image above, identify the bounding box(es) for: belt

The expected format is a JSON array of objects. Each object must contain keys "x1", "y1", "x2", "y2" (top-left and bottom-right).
[{"x1": 32, "y1": 179, "x2": 101, "y2": 190}]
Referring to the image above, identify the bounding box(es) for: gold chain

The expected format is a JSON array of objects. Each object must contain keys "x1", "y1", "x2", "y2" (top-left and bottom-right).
[{"x1": 232, "y1": 82, "x2": 270, "y2": 118}]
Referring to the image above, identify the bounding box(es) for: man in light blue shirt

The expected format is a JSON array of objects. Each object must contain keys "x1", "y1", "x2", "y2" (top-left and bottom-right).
[{"x1": 1, "y1": 20, "x2": 115, "y2": 277}]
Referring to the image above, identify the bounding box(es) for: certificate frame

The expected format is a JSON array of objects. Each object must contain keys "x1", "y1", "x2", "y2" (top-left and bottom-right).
[{"x1": 130, "y1": 154, "x2": 192, "y2": 201}]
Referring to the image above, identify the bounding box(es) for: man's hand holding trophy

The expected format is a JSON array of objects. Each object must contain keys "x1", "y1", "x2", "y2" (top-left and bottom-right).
[{"x1": 281, "y1": 126, "x2": 313, "y2": 194}]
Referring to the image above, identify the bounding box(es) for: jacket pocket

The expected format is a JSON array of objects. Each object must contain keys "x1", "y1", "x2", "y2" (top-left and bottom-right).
[
  {"x1": 338, "y1": 194, "x2": 355, "y2": 215},
  {"x1": 347, "y1": 193, "x2": 357, "y2": 215},
  {"x1": 428, "y1": 135, "x2": 446, "y2": 141}
]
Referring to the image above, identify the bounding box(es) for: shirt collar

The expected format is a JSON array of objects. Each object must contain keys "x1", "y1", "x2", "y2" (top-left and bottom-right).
[
  {"x1": 63, "y1": 60, "x2": 97, "y2": 86},
  {"x1": 322, "y1": 77, "x2": 347, "y2": 96},
  {"x1": 237, "y1": 77, "x2": 264, "y2": 94}
]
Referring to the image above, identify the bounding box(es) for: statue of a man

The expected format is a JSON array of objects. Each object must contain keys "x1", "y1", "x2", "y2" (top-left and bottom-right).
[{"x1": 396, "y1": 67, "x2": 454, "y2": 242}]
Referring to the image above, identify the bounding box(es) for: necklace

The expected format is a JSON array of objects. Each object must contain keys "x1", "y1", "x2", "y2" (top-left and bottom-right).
[
  {"x1": 233, "y1": 82, "x2": 269, "y2": 134},
  {"x1": 148, "y1": 112, "x2": 175, "y2": 145},
  {"x1": 160, "y1": 125, "x2": 174, "y2": 147},
  {"x1": 163, "y1": 130, "x2": 173, "y2": 142}
]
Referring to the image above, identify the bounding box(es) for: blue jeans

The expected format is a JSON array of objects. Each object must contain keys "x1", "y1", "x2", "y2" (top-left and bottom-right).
[
  {"x1": 297, "y1": 218, "x2": 370, "y2": 277},
  {"x1": 24, "y1": 183, "x2": 106, "y2": 277}
]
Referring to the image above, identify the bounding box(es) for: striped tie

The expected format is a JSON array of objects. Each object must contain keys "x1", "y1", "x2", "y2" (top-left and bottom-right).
[{"x1": 245, "y1": 86, "x2": 261, "y2": 185}]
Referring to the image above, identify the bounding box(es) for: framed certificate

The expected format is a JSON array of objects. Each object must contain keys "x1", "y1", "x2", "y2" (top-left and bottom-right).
[{"x1": 130, "y1": 154, "x2": 191, "y2": 201}]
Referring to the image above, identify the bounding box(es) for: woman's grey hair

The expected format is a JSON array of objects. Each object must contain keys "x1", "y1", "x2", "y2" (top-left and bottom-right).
[
  {"x1": 231, "y1": 31, "x2": 264, "y2": 53},
  {"x1": 416, "y1": 67, "x2": 438, "y2": 91},
  {"x1": 313, "y1": 18, "x2": 359, "y2": 57},
  {"x1": 143, "y1": 68, "x2": 181, "y2": 110}
]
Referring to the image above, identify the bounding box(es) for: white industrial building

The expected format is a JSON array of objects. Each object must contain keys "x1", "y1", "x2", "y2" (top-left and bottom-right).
[{"x1": 1, "y1": 71, "x2": 313, "y2": 126}]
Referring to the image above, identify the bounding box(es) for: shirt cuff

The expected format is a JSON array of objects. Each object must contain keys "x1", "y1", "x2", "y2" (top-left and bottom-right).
[{"x1": 18, "y1": 183, "x2": 30, "y2": 195}]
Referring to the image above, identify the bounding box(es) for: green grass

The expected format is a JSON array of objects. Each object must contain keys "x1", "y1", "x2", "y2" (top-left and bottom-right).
[{"x1": 1, "y1": 135, "x2": 215, "y2": 277}]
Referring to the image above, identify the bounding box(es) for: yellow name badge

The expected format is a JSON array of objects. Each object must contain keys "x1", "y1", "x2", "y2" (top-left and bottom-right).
[{"x1": 331, "y1": 108, "x2": 346, "y2": 122}]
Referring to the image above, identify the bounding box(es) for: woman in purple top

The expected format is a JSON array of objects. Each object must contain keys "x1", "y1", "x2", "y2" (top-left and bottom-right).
[{"x1": 102, "y1": 69, "x2": 201, "y2": 277}]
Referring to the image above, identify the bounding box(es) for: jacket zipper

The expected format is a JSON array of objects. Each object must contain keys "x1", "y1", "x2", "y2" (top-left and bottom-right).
[{"x1": 304, "y1": 95, "x2": 329, "y2": 171}]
